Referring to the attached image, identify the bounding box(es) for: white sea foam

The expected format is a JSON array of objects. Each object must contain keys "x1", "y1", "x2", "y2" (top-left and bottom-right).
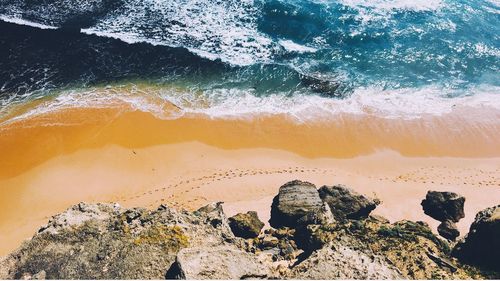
[
  {"x1": 82, "y1": 0, "x2": 276, "y2": 66},
  {"x1": 279, "y1": 40, "x2": 318, "y2": 54},
  {"x1": 333, "y1": 0, "x2": 448, "y2": 38},
  {"x1": 178, "y1": 86, "x2": 500, "y2": 121},
  {"x1": 338, "y1": 0, "x2": 444, "y2": 12},
  {"x1": 474, "y1": 43, "x2": 500, "y2": 57},
  {"x1": 2, "y1": 84, "x2": 499, "y2": 126},
  {"x1": 0, "y1": 15, "x2": 57, "y2": 29}
]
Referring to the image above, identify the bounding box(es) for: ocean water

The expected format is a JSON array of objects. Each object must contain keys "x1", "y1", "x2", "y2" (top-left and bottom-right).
[{"x1": 0, "y1": 0, "x2": 499, "y2": 121}]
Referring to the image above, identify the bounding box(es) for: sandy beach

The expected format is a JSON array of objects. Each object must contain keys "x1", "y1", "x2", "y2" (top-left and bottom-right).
[{"x1": 0, "y1": 104, "x2": 499, "y2": 256}]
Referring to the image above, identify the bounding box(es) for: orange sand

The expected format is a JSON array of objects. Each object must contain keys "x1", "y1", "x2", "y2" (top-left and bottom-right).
[
  {"x1": 1, "y1": 105, "x2": 499, "y2": 180},
  {"x1": 0, "y1": 105, "x2": 499, "y2": 256}
]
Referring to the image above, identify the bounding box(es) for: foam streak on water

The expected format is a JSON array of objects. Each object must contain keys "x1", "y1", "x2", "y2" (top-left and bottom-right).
[
  {"x1": 0, "y1": 15, "x2": 57, "y2": 29},
  {"x1": 82, "y1": 0, "x2": 277, "y2": 66}
]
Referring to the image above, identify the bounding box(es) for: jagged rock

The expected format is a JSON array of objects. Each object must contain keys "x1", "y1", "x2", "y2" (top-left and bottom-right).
[
  {"x1": 196, "y1": 202, "x2": 223, "y2": 214},
  {"x1": 123, "y1": 208, "x2": 145, "y2": 223},
  {"x1": 437, "y1": 220, "x2": 460, "y2": 241},
  {"x1": 370, "y1": 215, "x2": 390, "y2": 224},
  {"x1": 255, "y1": 229, "x2": 301, "y2": 261},
  {"x1": 19, "y1": 270, "x2": 46, "y2": 280},
  {"x1": 37, "y1": 202, "x2": 121, "y2": 234},
  {"x1": 421, "y1": 191, "x2": 465, "y2": 222},
  {"x1": 167, "y1": 245, "x2": 269, "y2": 279},
  {"x1": 0, "y1": 202, "x2": 233, "y2": 279},
  {"x1": 276, "y1": 239, "x2": 300, "y2": 261},
  {"x1": 228, "y1": 211, "x2": 264, "y2": 239},
  {"x1": 289, "y1": 243, "x2": 403, "y2": 279},
  {"x1": 196, "y1": 202, "x2": 228, "y2": 228},
  {"x1": 370, "y1": 220, "x2": 472, "y2": 279},
  {"x1": 194, "y1": 202, "x2": 234, "y2": 242},
  {"x1": 293, "y1": 218, "x2": 478, "y2": 279},
  {"x1": 294, "y1": 224, "x2": 337, "y2": 253},
  {"x1": 269, "y1": 180, "x2": 328, "y2": 228},
  {"x1": 265, "y1": 227, "x2": 295, "y2": 239},
  {"x1": 0, "y1": 182, "x2": 491, "y2": 280},
  {"x1": 300, "y1": 72, "x2": 346, "y2": 98},
  {"x1": 452, "y1": 205, "x2": 500, "y2": 270},
  {"x1": 260, "y1": 236, "x2": 280, "y2": 249},
  {"x1": 426, "y1": 253, "x2": 457, "y2": 273},
  {"x1": 318, "y1": 184, "x2": 380, "y2": 220}
]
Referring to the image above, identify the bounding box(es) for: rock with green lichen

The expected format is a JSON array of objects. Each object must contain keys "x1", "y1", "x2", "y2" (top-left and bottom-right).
[
  {"x1": 228, "y1": 211, "x2": 264, "y2": 238},
  {"x1": 0, "y1": 202, "x2": 234, "y2": 279},
  {"x1": 292, "y1": 218, "x2": 480, "y2": 279},
  {"x1": 0, "y1": 183, "x2": 495, "y2": 280}
]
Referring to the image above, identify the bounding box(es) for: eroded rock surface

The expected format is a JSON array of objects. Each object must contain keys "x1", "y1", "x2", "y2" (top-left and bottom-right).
[
  {"x1": 293, "y1": 218, "x2": 478, "y2": 279},
  {"x1": 0, "y1": 203, "x2": 232, "y2": 279},
  {"x1": 269, "y1": 180, "x2": 331, "y2": 228},
  {"x1": 0, "y1": 183, "x2": 494, "y2": 280},
  {"x1": 168, "y1": 245, "x2": 269, "y2": 279},
  {"x1": 289, "y1": 242, "x2": 403, "y2": 279},
  {"x1": 318, "y1": 184, "x2": 380, "y2": 220}
]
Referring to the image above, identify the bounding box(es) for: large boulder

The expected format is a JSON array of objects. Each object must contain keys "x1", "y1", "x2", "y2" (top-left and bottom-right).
[
  {"x1": 166, "y1": 245, "x2": 269, "y2": 279},
  {"x1": 269, "y1": 180, "x2": 330, "y2": 228},
  {"x1": 228, "y1": 211, "x2": 264, "y2": 239},
  {"x1": 421, "y1": 191, "x2": 465, "y2": 222},
  {"x1": 452, "y1": 205, "x2": 500, "y2": 270},
  {"x1": 437, "y1": 220, "x2": 460, "y2": 241},
  {"x1": 318, "y1": 184, "x2": 380, "y2": 220}
]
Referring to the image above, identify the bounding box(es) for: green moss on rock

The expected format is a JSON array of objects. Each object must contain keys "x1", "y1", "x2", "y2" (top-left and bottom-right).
[{"x1": 133, "y1": 225, "x2": 189, "y2": 250}]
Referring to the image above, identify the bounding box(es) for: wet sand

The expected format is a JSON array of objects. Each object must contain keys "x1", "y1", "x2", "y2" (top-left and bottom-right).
[{"x1": 0, "y1": 105, "x2": 499, "y2": 256}]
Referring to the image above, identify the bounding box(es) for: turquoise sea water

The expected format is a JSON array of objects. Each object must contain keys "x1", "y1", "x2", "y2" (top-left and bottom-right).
[{"x1": 0, "y1": 0, "x2": 499, "y2": 119}]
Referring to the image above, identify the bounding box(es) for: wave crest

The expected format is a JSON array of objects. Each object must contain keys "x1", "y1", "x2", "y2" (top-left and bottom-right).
[
  {"x1": 2, "y1": 83, "x2": 499, "y2": 126},
  {"x1": 82, "y1": 0, "x2": 277, "y2": 66}
]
